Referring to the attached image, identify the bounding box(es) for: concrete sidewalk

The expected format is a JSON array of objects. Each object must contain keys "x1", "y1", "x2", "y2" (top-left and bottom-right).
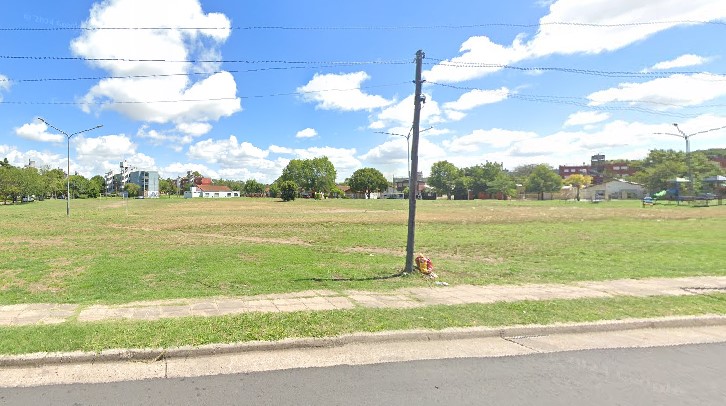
[{"x1": 2, "y1": 276, "x2": 725, "y2": 327}]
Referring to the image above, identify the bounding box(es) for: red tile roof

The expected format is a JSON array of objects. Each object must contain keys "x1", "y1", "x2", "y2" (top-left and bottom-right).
[{"x1": 196, "y1": 185, "x2": 233, "y2": 192}]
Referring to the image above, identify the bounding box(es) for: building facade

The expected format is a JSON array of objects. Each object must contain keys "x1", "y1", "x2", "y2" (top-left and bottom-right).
[
  {"x1": 127, "y1": 170, "x2": 160, "y2": 198},
  {"x1": 184, "y1": 184, "x2": 240, "y2": 198}
]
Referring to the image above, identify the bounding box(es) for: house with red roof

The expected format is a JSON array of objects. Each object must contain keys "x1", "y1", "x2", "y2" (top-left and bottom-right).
[{"x1": 184, "y1": 184, "x2": 240, "y2": 198}]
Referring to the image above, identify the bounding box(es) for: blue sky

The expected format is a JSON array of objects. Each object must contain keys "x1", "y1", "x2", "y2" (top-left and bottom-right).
[{"x1": 1, "y1": 0, "x2": 725, "y2": 183}]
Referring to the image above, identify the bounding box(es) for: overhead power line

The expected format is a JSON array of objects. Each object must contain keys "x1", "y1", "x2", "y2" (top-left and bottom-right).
[
  {"x1": 0, "y1": 55, "x2": 410, "y2": 65},
  {"x1": 425, "y1": 59, "x2": 726, "y2": 80},
  {"x1": 0, "y1": 64, "x2": 401, "y2": 84},
  {"x1": 0, "y1": 81, "x2": 410, "y2": 105},
  {"x1": 1, "y1": 20, "x2": 724, "y2": 31},
  {"x1": 427, "y1": 81, "x2": 718, "y2": 119},
  {"x1": 2, "y1": 59, "x2": 723, "y2": 84}
]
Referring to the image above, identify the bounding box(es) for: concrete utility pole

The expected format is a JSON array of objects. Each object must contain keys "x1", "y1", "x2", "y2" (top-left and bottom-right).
[
  {"x1": 655, "y1": 123, "x2": 726, "y2": 196},
  {"x1": 404, "y1": 50, "x2": 425, "y2": 274},
  {"x1": 37, "y1": 118, "x2": 103, "y2": 216}
]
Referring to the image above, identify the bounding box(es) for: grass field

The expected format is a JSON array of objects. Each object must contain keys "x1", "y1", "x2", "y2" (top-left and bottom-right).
[{"x1": 2, "y1": 197, "x2": 724, "y2": 305}]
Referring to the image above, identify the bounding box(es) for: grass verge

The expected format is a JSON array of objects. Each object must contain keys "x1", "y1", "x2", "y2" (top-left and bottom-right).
[{"x1": 2, "y1": 293, "x2": 725, "y2": 356}]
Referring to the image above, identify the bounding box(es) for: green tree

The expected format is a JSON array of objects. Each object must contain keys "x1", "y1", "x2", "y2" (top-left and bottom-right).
[
  {"x1": 41, "y1": 168, "x2": 65, "y2": 199},
  {"x1": 0, "y1": 164, "x2": 21, "y2": 203},
  {"x1": 279, "y1": 180, "x2": 297, "y2": 201},
  {"x1": 348, "y1": 167, "x2": 389, "y2": 199},
  {"x1": 278, "y1": 157, "x2": 337, "y2": 194},
  {"x1": 463, "y1": 161, "x2": 505, "y2": 196},
  {"x1": 159, "y1": 178, "x2": 178, "y2": 196},
  {"x1": 510, "y1": 164, "x2": 540, "y2": 185},
  {"x1": 124, "y1": 182, "x2": 141, "y2": 198},
  {"x1": 633, "y1": 149, "x2": 721, "y2": 193},
  {"x1": 562, "y1": 174, "x2": 593, "y2": 201},
  {"x1": 20, "y1": 167, "x2": 44, "y2": 200},
  {"x1": 244, "y1": 179, "x2": 265, "y2": 195},
  {"x1": 486, "y1": 172, "x2": 517, "y2": 199},
  {"x1": 278, "y1": 159, "x2": 308, "y2": 192},
  {"x1": 268, "y1": 183, "x2": 280, "y2": 198},
  {"x1": 429, "y1": 160, "x2": 461, "y2": 199},
  {"x1": 525, "y1": 164, "x2": 562, "y2": 200},
  {"x1": 68, "y1": 175, "x2": 90, "y2": 198},
  {"x1": 453, "y1": 175, "x2": 473, "y2": 199},
  {"x1": 88, "y1": 175, "x2": 105, "y2": 198},
  {"x1": 308, "y1": 157, "x2": 337, "y2": 194}
]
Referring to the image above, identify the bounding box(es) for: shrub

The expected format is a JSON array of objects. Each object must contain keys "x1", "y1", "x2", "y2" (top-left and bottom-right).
[{"x1": 279, "y1": 181, "x2": 298, "y2": 202}]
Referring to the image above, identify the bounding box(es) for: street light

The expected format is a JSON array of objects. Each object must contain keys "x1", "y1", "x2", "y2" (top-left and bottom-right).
[
  {"x1": 375, "y1": 126, "x2": 432, "y2": 182},
  {"x1": 37, "y1": 118, "x2": 103, "y2": 216},
  {"x1": 655, "y1": 123, "x2": 726, "y2": 196}
]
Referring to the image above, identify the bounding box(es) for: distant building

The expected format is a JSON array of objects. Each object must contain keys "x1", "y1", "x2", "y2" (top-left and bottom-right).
[
  {"x1": 127, "y1": 170, "x2": 160, "y2": 198},
  {"x1": 559, "y1": 154, "x2": 636, "y2": 184},
  {"x1": 393, "y1": 171, "x2": 427, "y2": 196},
  {"x1": 558, "y1": 165, "x2": 590, "y2": 178},
  {"x1": 582, "y1": 179, "x2": 645, "y2": 200},
  {"x1": 184, "y1": 184, "x2": 240, "y2": 198},
  {"x1": 709, "y1": 156, "x2": 726, "y2": 169}
]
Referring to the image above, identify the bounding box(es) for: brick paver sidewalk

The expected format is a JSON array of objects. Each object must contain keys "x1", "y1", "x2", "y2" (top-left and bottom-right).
[{"x1": 2, "y1": 276, "x2": 725, "y2": 327}]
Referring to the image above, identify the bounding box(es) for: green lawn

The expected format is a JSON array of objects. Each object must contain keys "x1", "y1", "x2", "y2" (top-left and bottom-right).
[{"x1": 1, "y1": 197, "x2": 725, "y2": 305}]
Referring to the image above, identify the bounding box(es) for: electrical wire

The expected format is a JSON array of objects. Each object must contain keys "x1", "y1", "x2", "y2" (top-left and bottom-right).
[
  {"x1": 2, "y1": 61, "x2": 723, "y2": 84},
  {"x1": 0, "y1": 64, "x2": 406, "y2": 84},
  {"x1": 0, "y1": 55, "x2": 411, "y2": 65},
  {"x1": 427, "y1": 81, "x2": 718, "y2": 119},
  {"x1": 0, "y1": 81, "x2": 410, "y2": 105},
  {"x1": 425, "y1": 59, "x2": 726, "y2": 80},
  {"x1": 1, "y1": 20, "x2": 724, "y2": 31}
]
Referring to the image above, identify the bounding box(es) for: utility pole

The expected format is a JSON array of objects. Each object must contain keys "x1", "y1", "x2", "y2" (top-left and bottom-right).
[
  {"x1": 37, "y1": 118, "x2": 103, "y2": 216},
  {"x1": 404, "y1": 49, "x2": 425, "y2": 274}
]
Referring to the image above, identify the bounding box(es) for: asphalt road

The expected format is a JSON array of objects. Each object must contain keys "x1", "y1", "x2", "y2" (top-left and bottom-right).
[{"x1": 2, "y1": 342, "x2": 725, "y2": 405}]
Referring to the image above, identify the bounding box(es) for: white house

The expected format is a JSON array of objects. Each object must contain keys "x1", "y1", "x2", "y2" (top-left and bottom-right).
[
  {"x1": 184, "y1": 185, "x2": 240, "y2": 198},
  {"x1": 582, "y1": 179, "x2": 645, "y2": 200}
]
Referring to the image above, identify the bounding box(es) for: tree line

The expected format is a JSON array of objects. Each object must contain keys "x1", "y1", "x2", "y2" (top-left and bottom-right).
[
  {"x1": 0, "y1": 158, "x2": 105, "y2": 204},
  {"x1": 3, "y1": 147, "x2": 722, "y2": 204}
]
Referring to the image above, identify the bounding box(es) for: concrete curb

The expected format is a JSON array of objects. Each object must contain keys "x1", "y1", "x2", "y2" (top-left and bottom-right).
[{"x1": 2, "y1": 314, "x2": 725, "y2": 368}]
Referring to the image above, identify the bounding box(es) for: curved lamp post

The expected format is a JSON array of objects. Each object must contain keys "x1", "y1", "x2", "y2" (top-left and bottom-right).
[
  {"x1": 37, "y1": 118, "x2": 103, "y2": 216},
  {"x1": 654, "y1": 123, "x2": 726, "y2": 195}
]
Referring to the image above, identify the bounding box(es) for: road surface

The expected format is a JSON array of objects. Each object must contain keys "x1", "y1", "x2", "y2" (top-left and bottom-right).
[{"x1": 2, "y1": 342, "x2": 724, "y2": 405}]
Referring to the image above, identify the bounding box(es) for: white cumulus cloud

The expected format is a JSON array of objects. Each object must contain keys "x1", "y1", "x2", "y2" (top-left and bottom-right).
[
  {"x1": 645, "y1": 54, "x2": 712, "y2": 71},
  {"x1": 0, "y1": 74, "x2": 9, "y2": 101},
  {"x1": 188, "y1": 135, "x2": 270, "y2": 168},
  {"x1": 297, "y1": 71, "x2": 393, "y2": 111},
  {"x1": 71, "y1": 0, "x2": 240, "y2": 126},
  {"x1": 295, "y1": 128, "x2": 318, "y2": 138},
  {"x1": 587, "y1": 73, "x2": 726, "y2": 109},
  {"x1": 372, "y1": 93, "x2": 445, "y2": 129},
  {"x1": 424, "y1": 0, "x2": 726, "y2": 83},
  {"x1": 443, "y1": 129, "x2": 539, "y2": 152},
  {"x1": 563, "y1": 111, "x2": 611, "y2": 127},
  {"x1": 15, "y1": 121, "x2": 65, "y2": 143},
  {"x1": 442, "y1": 88, "x2": 510, "y2": 111}
]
